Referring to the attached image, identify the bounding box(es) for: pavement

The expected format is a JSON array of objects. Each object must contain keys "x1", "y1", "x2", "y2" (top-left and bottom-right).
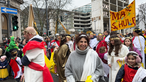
[{"x1": 1, "y1": 73, "x2": 59, "y2": 82}]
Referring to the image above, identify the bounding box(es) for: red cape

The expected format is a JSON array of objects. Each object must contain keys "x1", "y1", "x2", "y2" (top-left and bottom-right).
[
  {"x1": 9, "y1": 57, "x2": 19, "y2": 79},
  {"x1": 23, "y1": 41, "x2": 44, "y2": 55},
  {"x1": 23, "y1": 40, "x2": 53, "y2": 82}
]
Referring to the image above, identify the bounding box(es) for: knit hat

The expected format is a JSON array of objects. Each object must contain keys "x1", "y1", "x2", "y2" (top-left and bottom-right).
[
  {"x1": 125, "y1": 51, "x2": 141, "y2": 63},
  {"x1": 133, "y1": 27, "x2": 142, "y2": 35},
  {"x1": 1, "y1": 55, "x2": 7, "y2": 60}
]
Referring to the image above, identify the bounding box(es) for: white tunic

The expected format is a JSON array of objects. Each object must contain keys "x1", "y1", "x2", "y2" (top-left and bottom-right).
[
  {"x1": 105, "y1": 35, "x2": 110, "y2": 44},
  {"x1": 89, "y1": 38, "x2": 99, "y2": 49},
  {"x1": 108, "y1": 44, "x2": 129, "y2": 82},
  {"x1": 66, "y1": 40, "x2": 74, "y2": 52},
  {"x1": 24, "y1": 48, "x2": 45, "y2": 82},
  {"x1": 133, "y1": 36, "x2": 145, "y2": 67}
]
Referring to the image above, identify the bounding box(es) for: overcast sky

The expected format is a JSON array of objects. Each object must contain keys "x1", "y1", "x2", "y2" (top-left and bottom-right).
[
  {"x1": 70, "y1": 0, "x2": 146, "y2": 8},
  {"x1": 65, "y1": 0, "x2": 146, "y2": 14},
  {"x1": 23, "y1": 0, "x2": 146, "y2": 13}
]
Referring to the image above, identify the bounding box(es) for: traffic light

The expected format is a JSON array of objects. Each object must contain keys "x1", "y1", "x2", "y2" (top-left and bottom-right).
[
  {"x1": 12, "y1": 16, "x2": 18, "y2": 31},
  {"x1": 48, "y1": 30, "x2": 51, "y2": 36},
  {"x1": 60, "y1": 16, "x2": 63, "y2": 22}
]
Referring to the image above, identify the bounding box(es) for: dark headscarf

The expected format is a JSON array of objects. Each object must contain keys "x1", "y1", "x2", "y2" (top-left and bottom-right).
[
  {"x1": 133, "y1": 27, "x2": 146, "y2": 40},
  {"x1": 133, "y1": 28, "x2": 142, "y2": 35}
]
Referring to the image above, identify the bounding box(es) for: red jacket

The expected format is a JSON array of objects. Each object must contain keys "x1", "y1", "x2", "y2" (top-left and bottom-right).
[
  {"x1": 96, "y1": 40, "x2": 107, "y2": 54},
  {"x1": 50, "y1": 40, "x2": 60, "y2": 52}
]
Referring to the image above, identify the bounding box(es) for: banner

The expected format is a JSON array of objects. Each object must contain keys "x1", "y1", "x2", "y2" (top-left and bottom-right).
[{"x1": 110, "y1": 0, "x2": 136, "y2": 31}]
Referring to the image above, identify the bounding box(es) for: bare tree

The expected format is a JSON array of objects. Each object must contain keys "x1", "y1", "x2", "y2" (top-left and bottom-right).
[{"x1": 20, "y1": 0, "x2": 72, "y2": 36}]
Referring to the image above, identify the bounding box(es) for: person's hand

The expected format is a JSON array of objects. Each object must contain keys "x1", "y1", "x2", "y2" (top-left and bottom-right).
[
  {"x1": 0, "y1": 66, "x2": 2, "y2": 68},
  {"x1": 117, "y1": 59, "x2": 121, "y2": 62},
  {"x1": 54, "y1": 47, "x2": 58, "y2": 50},
  {"x1": 3, "y1": 66, "x2": 5, "y2": 68},
  {"x1": 52, "y1": 43, "x2": 56, "y2": 47},
  {"x1": 108, "y1": 64, "x2": 111, "y2": 68},
  {"x1": 20, "y1": 74, "x2": 24, "y2": 81}
]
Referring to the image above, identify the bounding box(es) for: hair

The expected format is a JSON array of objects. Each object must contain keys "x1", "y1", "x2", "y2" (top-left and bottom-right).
[
  {"x1": 97, "y1": 33, "x2": 104, "y2": 41},
  {"x1": 108, "y1": 35, "x2": 122, "y2": 56},
  {"x1": 124, "y1": 38, "x2": 133, "y2": 51},
  {"x1": 10, "y1": 49, "x2": 18, "y2": 57},
  {"x1": 99, "y1": 46, "x2": 106, "y2": 53},
  {"x1": 110, "y1": 31, "x2": 117, "y2": 36},
  {"x1": 66, "y1": 36, "x2": 71, "y2": 40},
  {"x1": 75, "y1": 33, "x2": 90, "y2": 46},
  {"x1": 60, "y1": 34, "x2": 67, "y2": 47},
  {"x1": 24, "y1": 27, "x2": 37, "y2": 36},
  {"x1": 24, "y1": 30, "x2": 37, "y2": 36},
  {"x1": 105, "y1": 30, "x2": 110, "y2": 35}
]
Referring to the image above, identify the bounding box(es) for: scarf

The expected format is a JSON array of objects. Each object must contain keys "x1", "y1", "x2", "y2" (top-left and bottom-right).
[{"x1": 80, "y1": 49, "x2": 97, "y2": 81}]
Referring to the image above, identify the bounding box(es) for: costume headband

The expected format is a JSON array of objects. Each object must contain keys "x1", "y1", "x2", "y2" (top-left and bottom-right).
[
  {"x1": 133, "y1": 28, "x2": 140, "y2": 31},
  {"x1": 128, "y1": 51, "x2": 139, "y2": 56},
  {"x1": 125, "y1": 37, "x2": 132, "y2": 39},
  {"x1": 109, "y1": 37, "x2": 120, "y2": 40},
  {"x1": 11, "y1": 51, "x2": 18, "y2": 55},
  {"x1": 79, "y1": 34, "x2": 87, "y2": 37},
  {"x1": 61, "y1": 37, "x2": 66, "y2": 40},
  {"x1": 133, "y1": 28, "x2": 142, "y2": 34},
  {"x1": 98, "y1": 34, "x2": 102, "y2": 35}
]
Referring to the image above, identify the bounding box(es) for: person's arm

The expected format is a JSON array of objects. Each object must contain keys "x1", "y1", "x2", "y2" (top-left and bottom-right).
[
  {"x1": 3, "y1": 60, "x2": 8, "y2": 68},
  {"x1": 115, "y1": 65, "x2": 125, "y2": 82},
  {"x1": 65, "y1": 54, "x2": 75, "y2": 82},
  {"x1": 21, "y1": 48, "x2": 42, "y2": 66},
  {"x1": 142, "y1": 77, "x2": 146, "y2": 82},
  {"x1": 118, "y1": 45, "x2": 129, "y2": 61},
  {"x1": 108, "y1": 54, "x2": 112, "y2": 68}
]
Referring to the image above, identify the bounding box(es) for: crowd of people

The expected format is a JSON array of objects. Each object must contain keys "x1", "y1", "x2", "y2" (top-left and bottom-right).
[{"x1": 0, "y1": 26, "x2": 146, "y2": 82}]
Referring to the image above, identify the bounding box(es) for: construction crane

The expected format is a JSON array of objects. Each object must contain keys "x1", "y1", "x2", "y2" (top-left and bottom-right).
[{"x1": 57, "y1": 19, "x2": 71, "y2": 34}]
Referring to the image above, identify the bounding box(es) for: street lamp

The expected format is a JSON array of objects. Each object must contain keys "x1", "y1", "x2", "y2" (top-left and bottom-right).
[{"x1": 45, "y1": 0, "x2": 49, "y2": 36}]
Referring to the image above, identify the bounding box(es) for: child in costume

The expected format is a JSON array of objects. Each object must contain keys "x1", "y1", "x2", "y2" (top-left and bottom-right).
[
  {"x1": 108, "y1": 35, "x2": 129, "y2": 82},
  {"x1": 6, "y1": 36, "x2": 19, "y2": 52},
  {"x1": 98, "y1": 47, "x2": 109, "y2": 78},
  {"x1": 9, "y1": 48, "x2": 23, "y2": 82},
  {"x1": 0, "y1": 56, "x2": 9, "y2": 80},
  {"x1": 124, "y1": 37, "x2": 142, "y2": 57},
  {"x1": 115, "y1": 51, "x2": 146, "y2": 82}
]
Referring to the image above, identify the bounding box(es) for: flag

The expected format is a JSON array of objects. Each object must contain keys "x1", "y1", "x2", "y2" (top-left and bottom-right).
[
  {"x1": 28, "y1": 4, "x2": 34, "y2": 27},
  {"x1": 28, "y1": 4, "x2": 38, "y2": 34},
  {"x1": 110, "y1": 0, "x2": 136, "y2": 31}
]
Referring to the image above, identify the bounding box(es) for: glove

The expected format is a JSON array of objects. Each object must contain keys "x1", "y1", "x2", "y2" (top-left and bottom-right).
[{"x1": 85, "y1": 75, "x2": 93, "y2": 82}]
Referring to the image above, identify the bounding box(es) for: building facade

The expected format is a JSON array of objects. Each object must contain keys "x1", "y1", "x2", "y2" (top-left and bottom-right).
[
  {"x1": 0, "y1": 0, "x2": 23, "y2": 44},
  {"x1": 72, "y1": 3, "x2": 92, "y2": 33},
  {"x1": 138, "y1": 2, "x2": 146, "y2": 31},
  {"x1": 91, "y1": 0, "x2": 129, "y2": 33}
]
